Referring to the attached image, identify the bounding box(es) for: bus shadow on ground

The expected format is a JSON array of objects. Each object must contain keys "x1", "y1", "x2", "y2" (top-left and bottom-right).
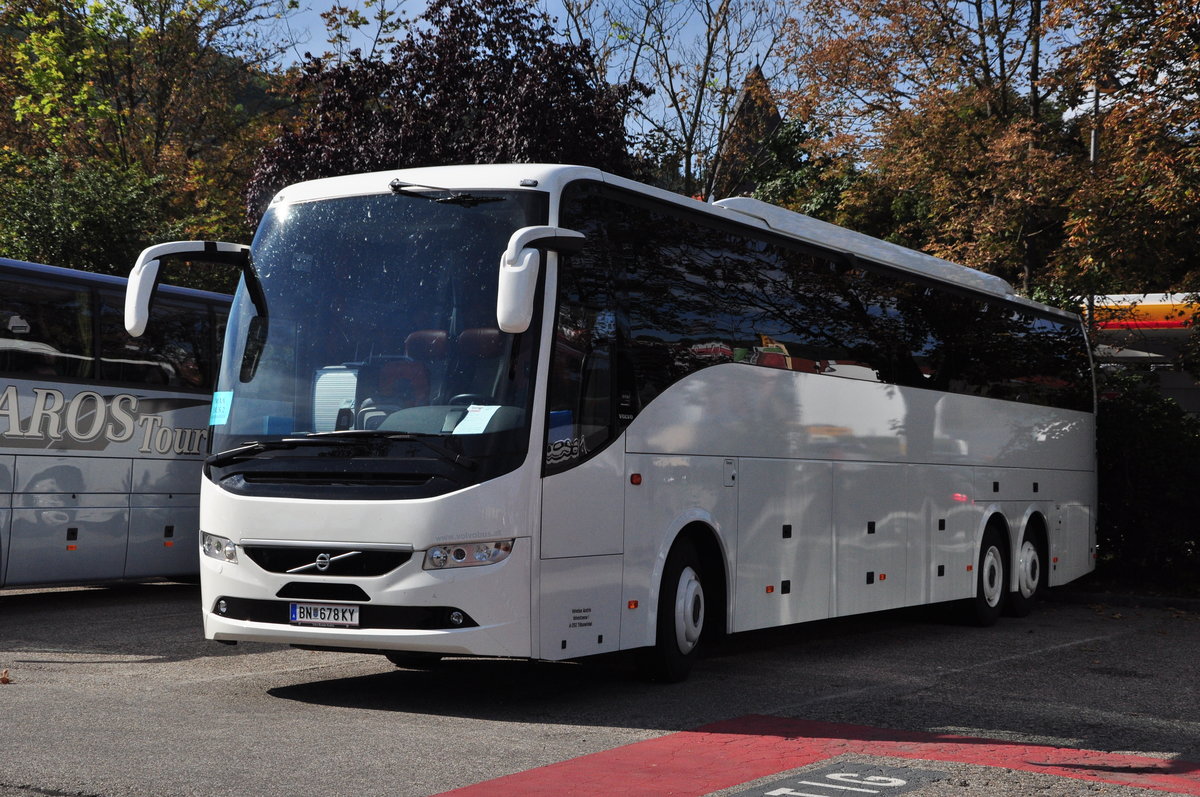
[{"x1": 266, "y1": 604, "x2": 970, "y2": 728}]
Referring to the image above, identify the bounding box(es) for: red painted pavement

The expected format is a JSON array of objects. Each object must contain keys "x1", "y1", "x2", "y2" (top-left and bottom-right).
[{"x1": 438, "y1": 715, "x2": 1200, "y2": 796}]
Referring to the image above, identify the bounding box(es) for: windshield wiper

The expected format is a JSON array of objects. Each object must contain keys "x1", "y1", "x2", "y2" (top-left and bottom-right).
[
  {"x1": 205, "y1": 437, "x2": 361, "y2": 468},
  {"x1": 306, "y1": 430, "x2": 478, "y2": 470},
  {"x1": 387, "y1": 178, "x2": 506, "y2": 208},
  {"x1": 207, "y1": 431, "x2": 478, "y2": 471}
]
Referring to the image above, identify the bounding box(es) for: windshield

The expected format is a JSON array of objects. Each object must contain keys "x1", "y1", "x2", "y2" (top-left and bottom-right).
[{"x1": 210, "y1": 189, "x2": 548, "y2": 492}]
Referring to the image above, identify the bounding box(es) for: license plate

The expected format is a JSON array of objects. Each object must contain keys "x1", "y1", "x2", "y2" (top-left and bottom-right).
[{"x1": 289, "y1": 602, "x2": 359, "y2": 627}]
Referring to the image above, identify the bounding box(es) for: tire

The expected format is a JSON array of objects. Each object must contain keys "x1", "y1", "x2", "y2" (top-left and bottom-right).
[
  {"x1": 637, "y1": 540, "x2": 706, "y2": 683},
  {"x1": 1006, "y1": 530, "x2": 1046, "y2": 618},
  {"x1": 971, "y1": 527, "x2": 1008, "y2": 626},
  {"x1": 384, "y1": 651, "x2": 443, "y2": 669}
]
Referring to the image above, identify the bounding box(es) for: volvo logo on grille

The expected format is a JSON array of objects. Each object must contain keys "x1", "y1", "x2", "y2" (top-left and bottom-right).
[{"x1": 286, "y1": 550, "x2": 362, "y2": 574}]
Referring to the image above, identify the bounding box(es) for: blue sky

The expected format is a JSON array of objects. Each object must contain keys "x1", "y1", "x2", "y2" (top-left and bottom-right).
[{"x1": 275, "y1": 0, "x2": 571, "y2": 64}]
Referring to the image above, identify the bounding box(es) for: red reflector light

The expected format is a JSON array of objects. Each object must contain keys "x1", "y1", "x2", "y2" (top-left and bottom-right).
[
  {"x1": 163, "y1": 541, "x2": 174, "y2": 547},
  {"x1": 630, "y1": 473, "x2": 642, "y2": 485},
  {"x1": 765, "y1": 585, "x2": 775, "y2": 593},
  {"x1": 879, "y1": 573, "x2": 887, "y2": 581},
  {"x1": 627, "y1": 600, "x2": 639, "y2": 610},
  {"x1": 66, "y1": 545, "x2": 77, "y2": 551},
  {"x1": 952, "y1": 493, "x2": 970, "y2": 503}
]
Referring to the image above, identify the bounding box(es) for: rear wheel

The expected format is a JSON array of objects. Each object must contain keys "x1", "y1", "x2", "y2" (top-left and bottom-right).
[
  {"x1": 1006, "y1": 531, "x2": 1046, "y2": 617},
  {"x1": 971, "y1": 527, "x2": 1008, "y2": 626},
  {"x1": 637, "y1": 540, "x2": 705, "y2": 683}
]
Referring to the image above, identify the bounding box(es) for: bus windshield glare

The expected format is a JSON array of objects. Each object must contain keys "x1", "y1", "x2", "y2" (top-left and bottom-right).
[{"x1": 211, "y1": 189, "x2": 547, "y2": 483}]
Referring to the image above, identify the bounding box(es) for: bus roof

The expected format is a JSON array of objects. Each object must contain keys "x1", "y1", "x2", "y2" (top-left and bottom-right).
[
  {"x1": 0, "y1": 256, "x2": 230, "y2": 303},
  {"x1": 713, "y1": 197, "x2": 1018, "y2": 301},
  {"x1": 268, "y1": 164, "x2": 1070, "y2": 319}
]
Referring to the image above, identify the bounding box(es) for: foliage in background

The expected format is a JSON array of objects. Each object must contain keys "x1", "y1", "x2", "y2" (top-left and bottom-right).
[
  {"x1": 1094, "y1": 368, "x2": 1200, "y2": 593},
  {"x1": 772, "y1": 0, "x2": 1200, "y2": 300},
  {"x1": 0, "y1": 151, "x2": 166, "y2": 274},
  {"x1": 246, "y1": 0, "x2": 640, "y2": 219},
  {"x1": 0, "y1": 0, "x2": 295, "y2": 281}
]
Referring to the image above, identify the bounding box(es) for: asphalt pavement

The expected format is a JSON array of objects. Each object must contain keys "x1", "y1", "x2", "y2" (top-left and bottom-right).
[{"x1": 0, "y1": 583, "x2": 1197, "y2": 796}]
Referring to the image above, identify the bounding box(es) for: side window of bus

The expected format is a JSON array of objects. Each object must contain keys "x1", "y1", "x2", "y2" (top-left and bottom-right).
[
  {"x1": 99, "y1": 293, "x2": 213, "y2": 390},
  {"x1": 545, "y1": 241, "x2": 620, "y2": 473},
  {"x1": 0, "y1": 277, "x2": 93, "y2": 379}
]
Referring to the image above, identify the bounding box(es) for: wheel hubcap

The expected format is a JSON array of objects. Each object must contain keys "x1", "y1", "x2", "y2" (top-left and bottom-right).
[
  {"x1": 1017, "y1": 540, "x2": 1040, "y2": 599},
  {"x1": 981, "y1": 545, "x2": 1004, "y2": 608},
  {"x1": 673, "y1": 566, "x2": 705, "y2": 654}
]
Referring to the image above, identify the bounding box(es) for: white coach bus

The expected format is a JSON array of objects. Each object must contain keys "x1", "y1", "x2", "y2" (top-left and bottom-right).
[
  {"x1": 125, "y1": 165, "x2": 1096, "y2": 680},
  {"x1": 1, "y1": 257, "x2": 229, "y2": 587}
]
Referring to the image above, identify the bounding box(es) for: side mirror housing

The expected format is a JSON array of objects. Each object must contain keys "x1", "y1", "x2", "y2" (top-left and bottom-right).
[
  {"x1": 126, "y1": 241, "x2": 249, "y2": 336},
  {"x1": 496, "y1": 226, "x2": 585, "y2": 333}
]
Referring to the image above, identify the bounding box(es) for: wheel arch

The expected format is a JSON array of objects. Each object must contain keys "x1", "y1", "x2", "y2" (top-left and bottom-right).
[
  {"x1": 1020, "y1": 511, "x2": 1050, "y2": 558},
  {"x1": 672, "y1": 521, "x2": 730, "y2": 639},
  {"x1": 974, "y1": 510, "x2": 1014, "y2": 582},
  {"x1": 975, "y1": 509, "x2": 1012, "y2": 550}
]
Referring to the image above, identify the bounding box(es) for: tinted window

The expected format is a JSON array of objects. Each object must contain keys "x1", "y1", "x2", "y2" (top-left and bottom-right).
[
  {"x1": 99, "y1": 293, "x2": 217, "y2": 390},
  {"x1": 556, "y1": 182, "x2": 1093, "y2": 425},
  {"x1": 0, "y1": 278, "x2": 93, "y2": 379}
]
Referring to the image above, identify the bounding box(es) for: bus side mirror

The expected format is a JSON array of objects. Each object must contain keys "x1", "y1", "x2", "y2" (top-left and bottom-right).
[
  {"x1": 126, "y1": 241, "x2": 249, "y2": 337},
  {"x1": 496, "y1": 226, "x2": 585, "y2": 334}
]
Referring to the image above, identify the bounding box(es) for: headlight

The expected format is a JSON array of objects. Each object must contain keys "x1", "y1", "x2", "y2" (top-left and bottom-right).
[
  {"x1": 423, "y1": 540, "x2": 513, "y2": 570},
  {"x1": 201, "y1": 532, "x2": 238, "y2": 564}
]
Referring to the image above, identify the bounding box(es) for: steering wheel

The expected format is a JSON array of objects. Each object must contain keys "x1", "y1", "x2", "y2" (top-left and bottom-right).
[{"x1": 449, "y1": 394, "x2": 495, "y2": 405}]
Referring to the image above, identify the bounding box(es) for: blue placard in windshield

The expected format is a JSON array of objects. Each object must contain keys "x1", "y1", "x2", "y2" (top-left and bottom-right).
[{"x1": 209, "y1": 391, "x2": 233, "y2": 426}]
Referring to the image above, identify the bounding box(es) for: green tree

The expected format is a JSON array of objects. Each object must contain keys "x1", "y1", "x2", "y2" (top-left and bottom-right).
[
  {"x1": 0, "y1": 151, "x2": 165, "y2": 275},
  {"x1": 0, "y1": 0, "x2": 294, "y2": 251}
]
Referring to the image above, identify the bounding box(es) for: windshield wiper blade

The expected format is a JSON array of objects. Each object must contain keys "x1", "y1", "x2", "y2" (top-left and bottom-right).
[
  {"x1": 207, "y1": 436, "x2": 372, "y2": 467},
  {"x1": 433, "y1": 193, "x2": 504, "y2": 207},
  {"x1": 387, "y1": 178, "x2": 506, "y2": 207},
  {"x1": 207, "y1": 440, "x2": 295, "y2": 467},
  {"x1": 307, "y1": 430, "x2": 477, "y2": 470}
]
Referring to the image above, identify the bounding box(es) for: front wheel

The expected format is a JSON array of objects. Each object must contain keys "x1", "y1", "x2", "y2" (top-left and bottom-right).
[
  {"x1": 971, "y1": 527, "x2": 1008, "y2": 626},
  {"x1": 637, "y1": 541, "x2": 705, "y2": 683}
]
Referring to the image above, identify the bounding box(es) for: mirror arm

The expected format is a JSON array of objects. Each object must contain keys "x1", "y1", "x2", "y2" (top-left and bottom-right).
[
  {"x1": 497, "y1": 227, "x2": 585, "y2": 334},
  {"x1": 125, "y1": 241, "x2": 250, "y2": 336},
  {"x1": 502, "y1": 226, "x2": 585, "y2": 267}
]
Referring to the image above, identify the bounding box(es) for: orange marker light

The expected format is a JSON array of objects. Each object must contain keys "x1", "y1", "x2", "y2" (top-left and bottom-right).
[
  {"x1": 879, "y1": 573, "x2": 887, "y2": 581},
  {"x1": 163, "y1": 541, "x2": 174, "y2": 547},
  {"x1": 765, "y1": 585, "x2": 775, "y2": 593},
  {"x1": 66, "y1": 545, "x2": 77, "y2": 551},
  {"x1": 967, "y1": 564, "x2": 974, "y2": 572},
  {"x1": 627, "y1": 600, "x2": 639, "y2": 610}
]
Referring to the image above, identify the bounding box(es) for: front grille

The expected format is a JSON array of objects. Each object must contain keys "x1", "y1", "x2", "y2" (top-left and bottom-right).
[
  {"x1": 277, "y1": 582, "x2": 371, "y2": 602},
  {"x1": 212, "y1": 596, "x2": 477, "y2": 629},
  {"x1": 243, "y1": 546, "x2": 412, "y2": 576}
]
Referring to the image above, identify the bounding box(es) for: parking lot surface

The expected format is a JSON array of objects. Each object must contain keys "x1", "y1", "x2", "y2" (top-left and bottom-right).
[{"x1": 1, "y1": 583, "x2": 1197, "y2": 796}]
